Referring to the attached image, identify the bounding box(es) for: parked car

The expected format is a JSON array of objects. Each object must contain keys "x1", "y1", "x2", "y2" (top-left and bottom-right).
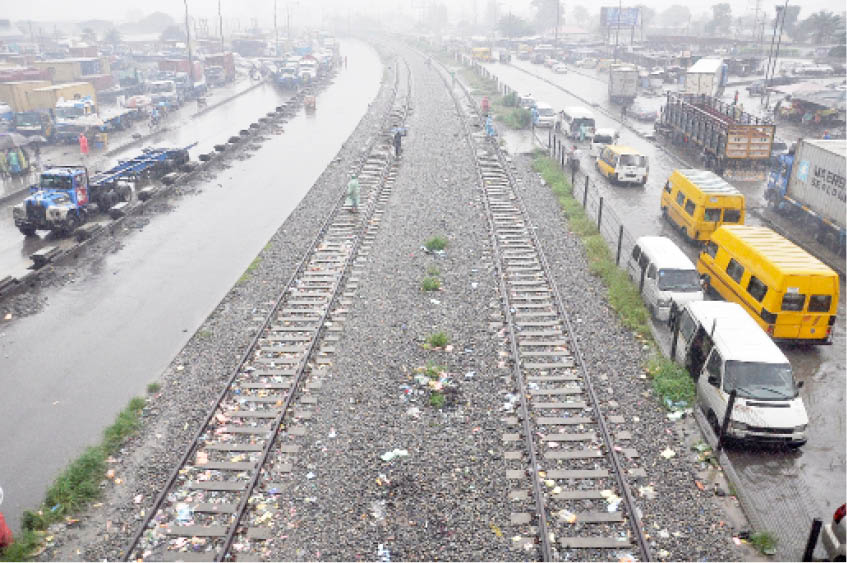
[
  {"x1": 628, "y1": 102, "x2": 658, "y2": 122},
  {"x1": 553, "y1": 63, "x2": 568, "y2": 74},
  {"x1": 576, "y1": 58, "x2": 598, "y2": 69},
  {"x1": 821, "y1": 503, "x2": 846, "y2": 561},
  {"x1": 517, "y1": 93, "x2": 536, "y2": 109},
  {"x1": 544, "y1": 57, "x2": 556, "y2": 68}
]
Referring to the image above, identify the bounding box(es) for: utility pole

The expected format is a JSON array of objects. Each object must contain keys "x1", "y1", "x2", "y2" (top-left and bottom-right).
[
  {"x1": 218, "y1": 0, "x2": 224, "y2": 52},
  {"x1": 184, "y1": 0, "x2": 194, "y2": 92},
  {"x1": 764, "y1": 0, "x2": 789, "y2": 109},
  {"x1": 613, "y1": 0, "x2": 622, "y2": 64},
  {"x1": 555, "y1": 0, "x2": 560, "y2": 47},
  {"x1": 274, "y1": 0, "x2": 279, "y2": 57}
]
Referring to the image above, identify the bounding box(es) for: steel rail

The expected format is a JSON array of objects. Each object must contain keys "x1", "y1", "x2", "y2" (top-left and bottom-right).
[{"x1": 122, "y1": 60, "x2": 410, "y2": 562}]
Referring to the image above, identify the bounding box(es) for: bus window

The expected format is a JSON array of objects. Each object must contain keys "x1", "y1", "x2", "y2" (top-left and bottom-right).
[
  {"x1": 808, "y1": 295, "x2": 832, "y2": 312},
  {"x1": 747, "y1": 276, "x2": 768, "y2": 301},
  {"x1": 704, "y1": 241, "x2": 718, "y2": 258},
  {"x1": 704, "y1": 208, "x2": 721, "y2": 222},
  {"x1": 723, "y1": 208, "x2": 742, "y2": 223},
  {"x1": 684, "y1": 199, "x2": 696, "y2": 215},
  {"x1": 781, "y1": 293, "x2": 805, "y2": 311},
  {"x1": 726, "y1": 258, "x2": 745, "y2": 283},
  {"x1": 676, "y1": 191, "x2": 685, "y2": 205}
]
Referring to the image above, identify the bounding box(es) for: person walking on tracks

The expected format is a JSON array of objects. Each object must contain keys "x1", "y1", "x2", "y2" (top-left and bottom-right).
[
  {"x1": 346, "y1": 173, "x2": 360, "y2": 213},
  {"x1": 393, "y1": 129, "x2": 403, "y2": 158}
]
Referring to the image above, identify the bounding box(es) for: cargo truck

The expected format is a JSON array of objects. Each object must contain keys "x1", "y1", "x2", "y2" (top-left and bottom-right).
[
  {"x1": 0, "y1": 80, "x2": 51, "y2": 111},
  {"x1": 655, "y1": 92, "x2": 775, "y2": 178},
  {"x1": 27, "y1": 82, "x2": 97, "y2": 111},
  {"x1": 684, "y1": 57, "x2": 727, "y2": 97},
  {"x1": 765, "y1": 139, "x2": 846, "y2": 254},
  {"x1": 608, "y1": 63, "x2": 638, "y2": 104}
]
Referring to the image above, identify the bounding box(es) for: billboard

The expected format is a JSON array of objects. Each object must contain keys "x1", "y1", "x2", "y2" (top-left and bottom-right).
[{"x1": 601, "y1": 7, "x2": 640, "y2": 27}]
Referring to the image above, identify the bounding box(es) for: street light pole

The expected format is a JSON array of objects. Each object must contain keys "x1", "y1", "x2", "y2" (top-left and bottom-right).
[
  {"x1": 765, "y1": 0, "x2": 789, "y2": 110},
  {"x1": 274, "y1": 0, "x2": 279, "y2": 56},
  {"x1": 184, "y1": 0, "x2": 194, "y2": 92},
  {"x1": 218, "y1": 0, "x2": 224, "y2": 53}
]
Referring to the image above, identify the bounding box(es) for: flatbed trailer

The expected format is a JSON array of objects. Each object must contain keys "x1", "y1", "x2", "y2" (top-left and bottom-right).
[{"x1": 656, "y1": 92, "x2": 775, "y2": 180}]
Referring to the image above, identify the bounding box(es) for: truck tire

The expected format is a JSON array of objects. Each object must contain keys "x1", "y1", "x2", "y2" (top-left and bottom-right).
[
  {"x1": 707, "y1": 410, "x2": 721, "y2": 437},
  {"x1": 19, "y1": 226, "x2": 36, "y2": 237}
]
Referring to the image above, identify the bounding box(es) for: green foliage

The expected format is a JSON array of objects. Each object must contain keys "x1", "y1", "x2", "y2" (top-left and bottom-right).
[
  {"x1": 750, "y1": 532, "x2": 778, "y2": 555},
  {"x1": 502, "y1": 91, "x2": 518, "y2": 107},
  {"x1": 146, "y1": 382, "x2": 161, "y2": 394},
  {"x1": 429, "y1": 391, "x2": 446, "y2": 408},
  {"x1": 498, "y1": 107, "x2": 532, "y2": 130},
  {"x1": 427, "y1": 265, "x2": 441, "y2": 276},
  {"x1": 1, "y1": 397, "x2": 146, "y2": 561},
  {"x1": 421, "y1": 276, "x2": 441, "y2": 291},
  {"x1": 424, "y1": 236, "x2": 448, "y2": 251},
  {"x1": 647, "y1": 356, "x2": 696, "y2": 407},
  {"x1": 238, "y1": 255, "x2": 262, "y2": 284},
  {"x1": 425, "y1": 331, "x2": 449, "y2": 349},
  {"x1": 422, "y1": 362, "x2": 445, "y2": 380}
]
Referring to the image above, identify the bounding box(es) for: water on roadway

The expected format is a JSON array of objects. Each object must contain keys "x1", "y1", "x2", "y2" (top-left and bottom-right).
[
  {"x1": 0, "y1": 79, "x2": 295, "y2": 281},
  {"x1": 474, "y1": 58, "x2": 846, "y2": 522},
  {"x1": 0, "y1": 38, "x2": 382, "y2": 532}
]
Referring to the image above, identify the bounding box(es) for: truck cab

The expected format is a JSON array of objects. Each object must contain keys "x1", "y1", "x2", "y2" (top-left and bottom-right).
[
  {"x1": 54, "y1": 97, "x2": 96, "y2": 122},
  {"x1": 12, "y1": 110, "x2": 54, "y2": 139},
  {"x1": 13, "y1": 167, "x2": 90, "y2": 236}
]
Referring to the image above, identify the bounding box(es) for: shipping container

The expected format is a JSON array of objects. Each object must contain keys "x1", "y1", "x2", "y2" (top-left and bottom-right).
[
  {"x1": 0, "y1": 80, "x2": 51, "y2": 112},
  {"x1": 26, "y1": 82, "x2": 97, "y2": 111},
  {"x1": 766, "y1": 139, "x2": 846, "y2": 253},
  {"x1": 204, "y1": 52, "x2": 235, "y2": 81},
  {"x1": 0, "y1": 67, "x2": 51, "y2": 83},
  {"x1": 31, "y1": 57, "x2": 110, "y2": 82},
  {"x1": 158, "y1": 59, "x2": 205, "y2": 82},
  {"x1": 685, "y1": 57, "x2": 725, "y2": 97},
  {"x1": 608, "y1": 63, "x2": 638, "y2": 104},
  {"x1": 83, "y1": 73, "x2": 114, "y2": 92}
]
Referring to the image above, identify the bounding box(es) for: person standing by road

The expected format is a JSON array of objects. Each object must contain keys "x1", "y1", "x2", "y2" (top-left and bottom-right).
[
  {"x1": 393, "y1": 129, "x2": 403, "y2": 158},
  {"x1": 346, "y1": 173, "x2": 360, "y2": 213},
  {"x1": 78, "y1": 133, "x2": 89, "y2": 157}
]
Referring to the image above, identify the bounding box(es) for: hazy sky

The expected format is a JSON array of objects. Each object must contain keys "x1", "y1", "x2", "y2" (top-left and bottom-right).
[{"x1": 4, "y1": 0, "x2": 846, "y2": 27}]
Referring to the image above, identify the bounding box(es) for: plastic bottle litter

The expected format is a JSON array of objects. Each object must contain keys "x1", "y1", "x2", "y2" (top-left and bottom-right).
[
  {"x1": 380, "y1": 449, "x2": 410, "y2": 462},
  {"x1": 377, "y1": 543, "x2": 391, "y2": 562}
]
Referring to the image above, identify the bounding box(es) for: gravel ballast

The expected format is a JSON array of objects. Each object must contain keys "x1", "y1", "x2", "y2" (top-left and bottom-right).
[
  {"x1": 35, "y1": 41, "x2": 748, "y2": 562},
  {"x1": 36, "y1": 55, "x2": 397, "y2": 562}
]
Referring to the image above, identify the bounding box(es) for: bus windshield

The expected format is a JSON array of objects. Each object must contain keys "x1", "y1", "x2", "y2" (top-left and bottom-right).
[{"x1": 724, "y1": 361, "x2": 797, "y2": 400}]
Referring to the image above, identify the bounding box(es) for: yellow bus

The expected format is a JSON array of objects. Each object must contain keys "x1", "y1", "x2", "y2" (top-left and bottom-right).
[
  {"x1": 661, "y1": 169, "x2": 745, "y2": 242},
  {"x1": 697, "y1": 225, "x2": 839, "y2": 344},
  {"x1": 472, "y1": 47, "x2": 492, "y2": 62},
  {"x1": 595, "y1": 145, "x2": 648, "y2": 186}
]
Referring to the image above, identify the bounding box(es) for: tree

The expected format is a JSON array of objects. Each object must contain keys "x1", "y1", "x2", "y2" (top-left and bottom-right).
[
  {"x1": 571, "y1": 5, "x2": 590, "y2": 25},
  {"x1": 796, "y1": 10, "x2": 844, "y2": 44},
  {"x1": 659, "y1": 4, "x2": 691, "y2": 27},
  {"x1": 705, "y1": 3, "x2": 732, "y2": 36},
  {"x1": 81, "y1": 27, "x2": 97, "y2": 44},
  {"x1": 781, "y1": 5, "x2": 801, "y2": 37},
  {"x1": 160, "y1": 25, "x2": 185, "y2": 42},
  {"x1": 105, "y1": 29, "x2": 122, "y2": 46},
  {"x1": 636, "y1": 5, "x2": 656, "y2": 30},
  {"x1": 531, "y1": 0, "x2": 563, "y2": 34},
  {"x1": 499, "y1": 14, "x2": 534, "y2": 38}
]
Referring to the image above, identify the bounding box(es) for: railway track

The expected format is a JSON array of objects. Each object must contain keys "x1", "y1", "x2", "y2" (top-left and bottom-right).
[
  {"x1": 123, "y1": 57, "x2": 412, "y2": 562},
  {"x1": 433, "y1": 55, "x2": 651, "y2": 561}
]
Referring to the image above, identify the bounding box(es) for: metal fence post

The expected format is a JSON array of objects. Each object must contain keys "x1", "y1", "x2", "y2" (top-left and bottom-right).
[
  {"x1": 802, "y1": 518, "x2": 823, "y2": 562},
  {"x1": 597, "y1": 196, "x2": 604, "y2": 229},
  {"x1": 717, "y1": 390, "x2": 737, "y2": 452},
  {"x1": 615, "y1": 224, "x2": 624, "y2": 265},
  {"x1": 583, "y1": 176, "x2": 589, "y2": 207},
  {"x1": 670, "y1": 308, "x2": 680, "y2": 359},
  {"x1": 548, "y1": 128, "x2": 551, "y2": 149},
  {"x1": 561, "y1": 147, "x2": 565, "y2": 169}
]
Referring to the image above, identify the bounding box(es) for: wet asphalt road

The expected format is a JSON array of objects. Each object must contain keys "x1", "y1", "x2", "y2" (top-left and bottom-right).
[
  {"x1": 477, "y1": 58, "x2": 846, "y2": 524},
  {"x1": 0, "y1": 79, "x2": 284, "y2": 282},
  {"x1": 0, "y1": 39, "x2": 382, "y2": 533}
]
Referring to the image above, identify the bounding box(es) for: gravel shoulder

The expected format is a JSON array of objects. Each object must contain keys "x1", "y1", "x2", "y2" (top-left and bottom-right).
[{"x1": 36, "y1": 56, "x2": 395, "y2": 562}]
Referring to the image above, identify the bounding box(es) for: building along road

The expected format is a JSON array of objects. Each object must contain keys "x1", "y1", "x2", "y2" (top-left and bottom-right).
[{"x1": 0, "y1": 39, "x2": 382, "y2": 534}]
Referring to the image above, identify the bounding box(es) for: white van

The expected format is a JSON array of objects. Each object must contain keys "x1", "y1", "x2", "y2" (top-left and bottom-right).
[
  {"x1": 627, "y1": 236, "x2": 703, "y2": 320},
  {"x1": 590, "y1": 127, "x2": 619, "y2": 157},
  {"x1": 533, "y1": 102, "x2": 556, "y2": 127},
  {"x1": 671, "y1": 301, "x2": 808, "y2": 447},
  {"x1": 517, "y1": 93, "x2": 536, "y2": 109},
  {"x1": 557, "y1": 106, "x2": 596, "y2": 140}
]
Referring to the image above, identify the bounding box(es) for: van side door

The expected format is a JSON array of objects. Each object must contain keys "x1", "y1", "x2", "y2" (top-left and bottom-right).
[{"x1": 698, "y1": 347, "x2": 725, "y2": 421}]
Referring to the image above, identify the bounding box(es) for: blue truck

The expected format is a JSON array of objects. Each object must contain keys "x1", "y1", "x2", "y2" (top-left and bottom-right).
[
  {"x1": 766, "y1": 139, "x2": 846, "y2": 254},
  {"x1": 12, "y1": 146, "x2": 192, "y2": 236}
]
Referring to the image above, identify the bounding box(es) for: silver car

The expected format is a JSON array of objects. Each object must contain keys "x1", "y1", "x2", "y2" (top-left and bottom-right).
[{"x1": 821, "y1": 503, "x2": 846, "y2": 561}]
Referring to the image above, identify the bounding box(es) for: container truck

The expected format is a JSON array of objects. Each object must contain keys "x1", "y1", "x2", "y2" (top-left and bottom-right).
[
  {"x1": 608, "y1": 63, "x2": 638, "y2": 104},
  {"x1": 684, "y1": 57, "x2": 727, "y2": 97},
  {"x1": 27, "y1": 82, "x2": 97, "y2": 111},
  {"x1": 765, "y1": 139, "x2": 846, "y2": 254},
  {"x1": 0, "y1": 80, "x2": 51, "y2": 112},
  {"x1": 655, "y1": 91, "x2": 775, "y2": 179}
]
